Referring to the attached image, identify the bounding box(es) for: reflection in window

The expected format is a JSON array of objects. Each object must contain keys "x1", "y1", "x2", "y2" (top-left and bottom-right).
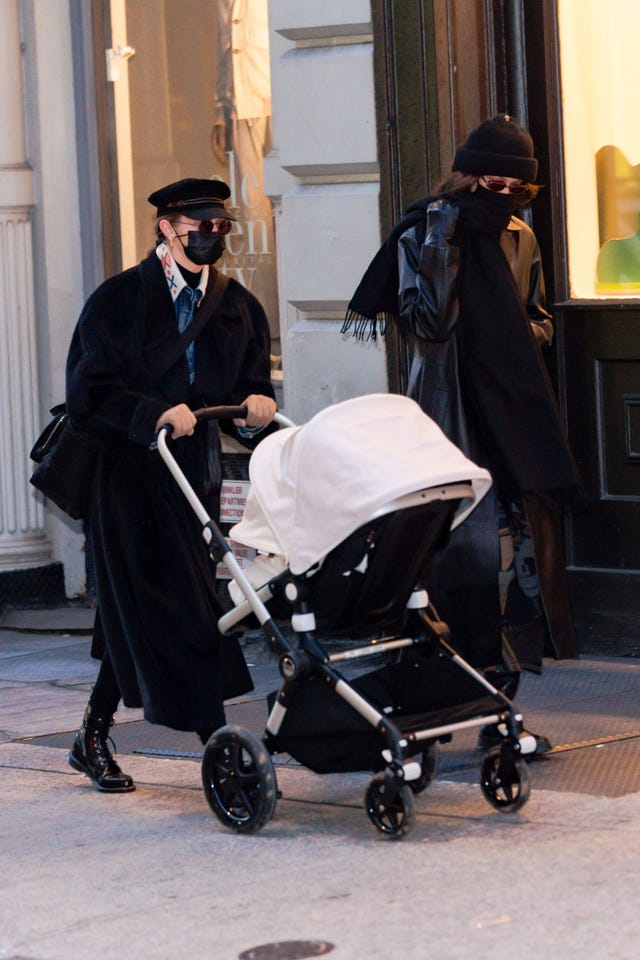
[
  {"x1": 559, "y1": 0, "x2": 640, "y2": 297},
  {"x1": 210, "y1": 0, "x2": 281, "y2": 363},
  {"x1": 126, "y1": 0, "x2": 281, "y2": 366}
]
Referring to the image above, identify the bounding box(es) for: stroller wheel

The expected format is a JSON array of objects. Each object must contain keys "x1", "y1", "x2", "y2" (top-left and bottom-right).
[
  {"x1": 480, "y1": 746, "x2": 531, "y2": 813},
  {"x1": 409, "y1": 742, "x2": 440, "y2": 794},
  {"x1": 201, "y1": 724, "x2": 277, "y2": 833},
  {"x1": 364, "y1": 773, "x2": 415, "y2": 838}
]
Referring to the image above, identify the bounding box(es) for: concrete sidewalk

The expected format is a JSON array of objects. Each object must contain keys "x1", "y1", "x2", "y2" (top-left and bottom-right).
[{"x1": 1, "y1": 605, "x2": 639, "y2": 960}]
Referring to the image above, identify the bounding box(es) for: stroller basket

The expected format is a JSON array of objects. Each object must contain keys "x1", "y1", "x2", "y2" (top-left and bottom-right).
[{"x1": 158, "y1": 395, "x2": 536, "y2": 839}]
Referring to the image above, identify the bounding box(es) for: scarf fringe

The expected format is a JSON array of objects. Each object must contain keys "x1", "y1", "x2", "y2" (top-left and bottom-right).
[{"x1": 341, "y1": 309, "x2": 393, "y2": 343}]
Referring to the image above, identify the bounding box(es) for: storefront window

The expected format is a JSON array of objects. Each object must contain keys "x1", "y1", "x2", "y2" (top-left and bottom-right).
[
  {"x1": 559, "y1": 0, "x2": 640, "y2": 298},
  {"x1": 109, "y1": 0, "x2": 281, "y2": 363}
]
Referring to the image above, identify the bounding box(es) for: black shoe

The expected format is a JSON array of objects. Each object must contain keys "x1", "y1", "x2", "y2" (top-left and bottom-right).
[
  {"x1": 68, "y1": 706, "x2": 135, "y2": 792},
  {"x1": 477, "y1": 723, "x2": 552, "y2": 759}
]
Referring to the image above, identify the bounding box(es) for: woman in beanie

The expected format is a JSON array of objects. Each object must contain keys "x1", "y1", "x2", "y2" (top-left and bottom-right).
[{"x1": 344, "y1": 115, "x2": 583, "y2": 753}]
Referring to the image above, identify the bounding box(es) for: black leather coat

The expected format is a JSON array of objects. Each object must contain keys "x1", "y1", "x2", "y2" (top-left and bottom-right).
[
  {"x1": 400, "y1": 216, "x2": 553, "y2": 454},
  {"x1": 397, "y1": 211, "x2": 577, "y2": 669}
]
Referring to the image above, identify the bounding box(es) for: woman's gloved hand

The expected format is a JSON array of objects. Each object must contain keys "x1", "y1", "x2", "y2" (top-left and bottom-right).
[{"x1": 424, "y1": 200, "x2": 458, "y2": 247}]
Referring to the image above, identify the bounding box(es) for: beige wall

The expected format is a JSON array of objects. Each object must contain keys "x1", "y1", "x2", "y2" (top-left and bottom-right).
[{"x1": 265, "y1": 0, "x2": 387, "y2": 425}]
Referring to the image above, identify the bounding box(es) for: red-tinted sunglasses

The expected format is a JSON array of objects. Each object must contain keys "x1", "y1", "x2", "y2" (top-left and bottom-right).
[
  {"x1": 481, "y1": 177, "x2": 531, "y2": 197},
  {"x1": 176, "y1": 218, "x2": 233, "y2": 235}
]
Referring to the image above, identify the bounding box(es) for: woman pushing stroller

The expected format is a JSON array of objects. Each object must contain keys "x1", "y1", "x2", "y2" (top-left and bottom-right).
[{"x1": 65, "y1": 177, "x2": 277, "y2": 793}]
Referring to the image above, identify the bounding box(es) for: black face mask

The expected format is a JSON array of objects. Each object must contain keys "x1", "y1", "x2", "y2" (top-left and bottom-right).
[
  {"x1": 180, "y1": 232, "x2": 225, "y2": 265},
  {"x1": 454, "y1": 186, "x2": 517, "y2": 235},
  {"x1": 475, "y1": 187, "x2": 517, "y2": 219}
]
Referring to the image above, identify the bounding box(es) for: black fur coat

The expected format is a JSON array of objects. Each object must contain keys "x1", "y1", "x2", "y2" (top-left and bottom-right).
[{"x1": 66, "y1": 252, "x2": 275, "y2": 730}]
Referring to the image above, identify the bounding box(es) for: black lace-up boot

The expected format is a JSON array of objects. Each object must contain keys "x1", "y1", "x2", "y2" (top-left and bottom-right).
[{"x1": 67, "y1": 706, "x2": 135, "y2": 792}]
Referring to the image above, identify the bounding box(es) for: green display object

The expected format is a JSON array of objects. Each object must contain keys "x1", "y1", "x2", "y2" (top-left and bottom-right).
[{"x1": 596, "y1": 214, "x2": 640, "y2": 293}]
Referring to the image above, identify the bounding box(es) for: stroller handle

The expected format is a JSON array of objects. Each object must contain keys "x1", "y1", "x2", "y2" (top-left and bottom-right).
[
  {"x1": 158, "y1": 406, "x2": 294, "y2": 439},
  {"x1": 157, "y1": 405, "x2": 247, "y2": 440},
  {"x1": 194, "y1": 405, "x2": 295, "y2": 429},
  {"x1": 193, "y1": 404, "x2": 248, "y2": 422}
]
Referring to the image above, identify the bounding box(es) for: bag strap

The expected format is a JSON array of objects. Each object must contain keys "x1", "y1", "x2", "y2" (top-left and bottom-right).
[
  {"x1": 145, "y1": 269, "x2": 230, "y2": 384},
  {"x1": 30, "y1": 407, "x2": 69, "y2": 462},
  {"x1": 172, "y1": 269, "x2": 230, "y2": 356},
  {"x1": 34, "y1": 270, "x2": 232, "y2": 462}
]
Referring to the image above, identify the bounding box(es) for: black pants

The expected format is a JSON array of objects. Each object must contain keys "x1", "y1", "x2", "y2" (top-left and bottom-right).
[
  {"x1": 88, "y1": 652, "x2": 215, "y2": 745},
  {"x1": 88, "y1": 652, "x2": 121, "y2": 716}
]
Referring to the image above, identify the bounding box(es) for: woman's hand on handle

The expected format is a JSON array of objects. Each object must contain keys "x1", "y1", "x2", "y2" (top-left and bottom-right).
[
  {"x1": 234, "y1": 394, "x2": 277, "y2": 428},
  {"x1": 155, "y1": 404, "x2": 197, "y2": 439}
]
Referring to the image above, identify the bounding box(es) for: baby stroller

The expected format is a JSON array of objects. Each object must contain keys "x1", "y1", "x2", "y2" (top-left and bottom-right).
[{"x1": 158, "y1": 394, "x2": 537, "y2": 838}]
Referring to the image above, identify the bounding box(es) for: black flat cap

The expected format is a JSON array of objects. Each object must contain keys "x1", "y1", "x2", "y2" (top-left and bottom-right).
[{"x1": 147, "y1": 177, "x2": 236, "y2": 220}]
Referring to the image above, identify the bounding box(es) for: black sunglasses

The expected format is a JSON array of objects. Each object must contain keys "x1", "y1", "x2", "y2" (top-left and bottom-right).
[
  {"x1": 481, "y1": 177, "x2": 531, "y2": 197},
  {"x1": 175, "y1": 218, "x2": 233, "y2": 236}
]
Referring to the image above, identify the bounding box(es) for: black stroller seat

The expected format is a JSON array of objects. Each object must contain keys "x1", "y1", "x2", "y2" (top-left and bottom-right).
[{"x1": 306, "y1": 493, "x2": 462, "y2": 635}]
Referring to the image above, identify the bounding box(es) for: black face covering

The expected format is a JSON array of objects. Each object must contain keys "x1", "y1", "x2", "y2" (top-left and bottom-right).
[
  {"x1": 180, "y1": 232, "x2": 225, "y2": 265},
  {"x1": 460, "y1": 187, "x2": 517, "y2": 234}
]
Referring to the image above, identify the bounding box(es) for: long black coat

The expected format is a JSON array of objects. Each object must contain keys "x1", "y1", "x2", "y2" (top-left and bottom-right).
[
  {"x1": 397, "y1": 214, "x2": 577, "y2": 672},
  {"x1": 66, "y1": 252, "x2": 275, "y2": 730}
]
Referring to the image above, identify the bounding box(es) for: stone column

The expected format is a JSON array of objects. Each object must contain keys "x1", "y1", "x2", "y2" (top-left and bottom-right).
[{"x1": 0, "y1": 0, "x2": 52, "y2": 572}]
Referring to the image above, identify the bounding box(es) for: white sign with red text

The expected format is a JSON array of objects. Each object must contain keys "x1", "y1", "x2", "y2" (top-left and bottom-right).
[
  {"x1": 220, "y1": 479, "x2": 251, "y2": 525},
  {"x1": 217, "y1": 539, "x2": 257, "y2": 579},
  {"x1": 218, "y1": 478, "x2": 255, "y2": 578}
]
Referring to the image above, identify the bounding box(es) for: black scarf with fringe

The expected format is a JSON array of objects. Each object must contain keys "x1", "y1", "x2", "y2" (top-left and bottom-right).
[
  {"x1": 343, "y1": 189, "x2": 583, "y2": 501},
  {"x1": 343, "y1": 195, "x2": 436, "y2": 340}
]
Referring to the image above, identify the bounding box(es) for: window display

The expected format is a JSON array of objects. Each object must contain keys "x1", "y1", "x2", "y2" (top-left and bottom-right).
[{"x1": 559, "y1": 0, "x2": 640, "y2": 297}]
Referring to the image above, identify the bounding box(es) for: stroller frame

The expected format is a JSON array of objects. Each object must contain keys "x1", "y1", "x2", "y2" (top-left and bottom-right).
[{"x1": 158, "y1": 408, "x2": 535, "y2": 838}]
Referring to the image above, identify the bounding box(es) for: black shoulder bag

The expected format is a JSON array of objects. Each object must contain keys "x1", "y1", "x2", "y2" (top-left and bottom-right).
[
  {"x1": 29, "y1": 270, "x2": 230, "y2": 521},
  {"x1": 29, "y1": 408, "x2": 101, "y2": 521}
]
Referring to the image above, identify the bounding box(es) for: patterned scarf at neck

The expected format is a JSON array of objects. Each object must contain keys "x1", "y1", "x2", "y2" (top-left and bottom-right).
[
  {"x1": 156, "y1": 241, "x2": 208, "y2": 302},
  {"x1": 156, "y1": 241, "x2": 208, "y2": 382}
]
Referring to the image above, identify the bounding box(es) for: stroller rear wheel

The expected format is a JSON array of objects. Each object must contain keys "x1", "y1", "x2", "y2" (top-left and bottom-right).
[
  {"x1": 201, "y1": 724, "x2": 277, "y2": 833},
  {"x1": 480, "y1": 745, "x2": 531, "y2": 813},
  {"x1": 365, "y1": 773, "x2": 415, "y2": 838}
]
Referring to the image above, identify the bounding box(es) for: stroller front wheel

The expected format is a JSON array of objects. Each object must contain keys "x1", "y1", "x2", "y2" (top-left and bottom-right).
[
  {"x1": 201, "y1": 724, "x2": 277, "y2": 833},
  {"x1": 480, "y1": 745, "x2": 531, "y2": 813},
  {"x1": 365, "y1": 773, "x2": 415, "y2": 838}
]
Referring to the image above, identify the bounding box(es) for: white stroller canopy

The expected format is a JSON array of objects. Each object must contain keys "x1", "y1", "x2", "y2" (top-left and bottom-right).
[{"x1": 230, "y1": 394, "x2": 492, "y2": 576}]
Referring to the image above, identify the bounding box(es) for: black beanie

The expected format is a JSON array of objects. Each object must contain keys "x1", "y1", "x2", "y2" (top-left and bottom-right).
[{"x1": 452, "y1": 113, "x2": 538, "y2": 181}]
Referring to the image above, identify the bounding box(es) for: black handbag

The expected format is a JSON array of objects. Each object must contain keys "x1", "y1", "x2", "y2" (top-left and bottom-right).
[{"x1": 29, "y1": 405, "x2": 101, "y2": 521}]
